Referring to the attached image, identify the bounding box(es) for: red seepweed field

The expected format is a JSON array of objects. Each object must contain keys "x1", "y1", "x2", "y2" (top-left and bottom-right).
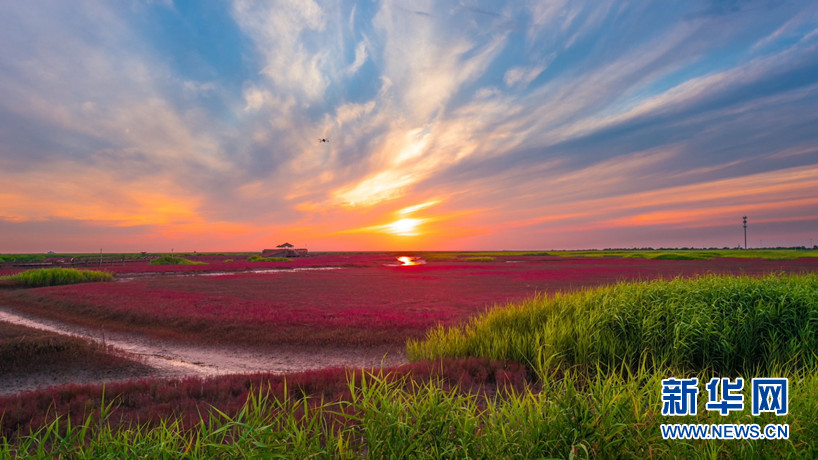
[
  {"x1": 2, "y1": 253, "x2": 817, "y2": 349},
  {"x1": 2, "y1": 252, "x2": 818, "y2": 449}
]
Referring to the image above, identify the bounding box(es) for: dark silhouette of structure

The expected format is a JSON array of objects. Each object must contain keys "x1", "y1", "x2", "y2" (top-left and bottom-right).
[
  {"x1": 743, "y1": 216, "x2": 747, "y2": 249},
  {"x1": 261, "y1": 242, "x2": 308, "y2": 257}
]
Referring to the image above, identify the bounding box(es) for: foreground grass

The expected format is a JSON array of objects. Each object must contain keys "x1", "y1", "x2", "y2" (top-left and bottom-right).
[
  {"x1": 0, "y1": 358, "x2": 528, "y2": 438},
  {"x1": 409, "y1": 274, "x2": 818, "y2": 374},
  {"x1": 2, "y1": 365, "x2": 815, "y2": 458},
  {"x1": 0, "y1": 268, "x2": 113, "y2": 287}
]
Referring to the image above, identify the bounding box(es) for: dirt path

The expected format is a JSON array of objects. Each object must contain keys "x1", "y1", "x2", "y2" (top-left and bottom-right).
[{"x1": 0, "y1": 306, "x2": 407, "y2": 395}]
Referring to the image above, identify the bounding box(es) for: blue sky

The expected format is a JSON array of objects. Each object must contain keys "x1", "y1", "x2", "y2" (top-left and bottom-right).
[{"x1": 1, "y1": 0, "x2": 817, "y2": 252}]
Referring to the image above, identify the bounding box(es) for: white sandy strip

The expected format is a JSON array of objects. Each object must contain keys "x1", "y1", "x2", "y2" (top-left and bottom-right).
[{"x1": 0, "y1": 306, "x2": 406, "y2": 379}]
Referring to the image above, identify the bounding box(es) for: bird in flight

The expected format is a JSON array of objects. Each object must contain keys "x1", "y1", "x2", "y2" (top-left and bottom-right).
[{"x1": 318, "y1": 138, "x2": 329, "y2": 143}]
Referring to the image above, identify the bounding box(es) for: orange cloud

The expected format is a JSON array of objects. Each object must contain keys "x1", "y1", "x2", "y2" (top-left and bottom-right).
[
  {"x1": 606, "y1": 197, "x2": 818, "y2": 229},
  {"x1": 0, "y1": 163, "x2": 202, "y2": 228}
]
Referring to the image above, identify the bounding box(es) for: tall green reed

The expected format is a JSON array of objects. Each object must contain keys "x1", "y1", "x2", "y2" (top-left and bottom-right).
[
  {"x1": 408, "y1": 274, "x2": 818, "y2": 374},
  {"x1": 1, "y1": 268, "x2": 113, "y2": 287}
]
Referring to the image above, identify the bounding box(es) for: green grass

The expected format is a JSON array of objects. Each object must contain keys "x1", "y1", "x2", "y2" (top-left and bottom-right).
[
  {"x1": 634, "y1": 252, "x2": 712, "y2": 260},
  {"x1": 0, "y1": 254, "x2": 46, "y2": 263},
  {"x1": 0, "y1": 268, "x2": 113, "y2": 287},
  {"x1": 461, "y1": 256, "x2": 496, "y2": 262},
  {"x1": 408, "y1": 274, "x2": 818, "y2": 374},
  {"x1": 2, "y1": 367, "x2": 816, "y2": 458},
  {"x1": 247, "y1": 255, "x2": 292, "y2": 262},
  {"x1": 149, "y1": 256, "x2": 206, "y2": 266}
]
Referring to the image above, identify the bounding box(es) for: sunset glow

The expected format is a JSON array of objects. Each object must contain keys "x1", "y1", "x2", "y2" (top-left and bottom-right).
[
  {"x1": 386, "y1": 219, "x2": 424, "y2": 237},
  {"x1": 396, "y1": 256, "x2": 424, "y2": 266},
  {"x1": 1, "y1": 1, "x2": 817, "y2": 252}
]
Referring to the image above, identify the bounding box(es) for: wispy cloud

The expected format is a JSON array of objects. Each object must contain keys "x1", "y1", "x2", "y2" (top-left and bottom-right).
[
  {"x1": 1, "y1": 0, "x2": 816, "y2": 251},
  {"x1": 232, "y1": 0, "x2": 329, "y2": 101}
]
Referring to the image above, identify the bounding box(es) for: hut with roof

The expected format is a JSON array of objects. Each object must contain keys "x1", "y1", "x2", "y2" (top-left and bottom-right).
[{"x1": 261, "y1": 242, "x2": 308, "y2": 257}]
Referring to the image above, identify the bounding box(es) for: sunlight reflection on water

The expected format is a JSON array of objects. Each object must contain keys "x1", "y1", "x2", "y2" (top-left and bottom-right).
[{"x1": 395, "y1": 256, "x2": 426, "y2": 266}]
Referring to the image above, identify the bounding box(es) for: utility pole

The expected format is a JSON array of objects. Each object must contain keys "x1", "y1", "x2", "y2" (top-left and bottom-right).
[{"x1": 742, "y1": 216, "x2": 747, "y2": 250}]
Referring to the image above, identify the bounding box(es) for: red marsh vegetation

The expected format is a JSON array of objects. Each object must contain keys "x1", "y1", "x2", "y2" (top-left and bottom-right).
[
  {"x1": 0, "y1": 357, "x2": 530, "y2": 438},
  {"x1": 1, "y1": 255, "x2": 815, "y2": 349},
  {"x1": 1, "y1": 255, "x2": 817, "y2": 441}
]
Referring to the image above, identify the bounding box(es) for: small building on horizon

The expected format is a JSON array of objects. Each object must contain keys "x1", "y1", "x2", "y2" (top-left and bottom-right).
[{"x1": 261, "y1": 242, "x2": 308, "y2": 257}]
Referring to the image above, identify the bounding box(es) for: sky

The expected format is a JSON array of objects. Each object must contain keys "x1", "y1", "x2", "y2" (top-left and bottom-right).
[{"x1": 1, "y1": 0, "x2": 817, "y2": 253}]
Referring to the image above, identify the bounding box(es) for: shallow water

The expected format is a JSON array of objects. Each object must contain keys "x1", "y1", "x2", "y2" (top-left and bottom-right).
[
  {"x1": 0, "y1": 305, "x2": 405, "y2": 395},
  {"x1": 116, "y1": 266, "x2": 343, "y2": 280}
]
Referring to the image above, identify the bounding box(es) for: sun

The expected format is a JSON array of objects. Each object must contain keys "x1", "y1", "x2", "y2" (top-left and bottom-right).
[{"x1": 386, "y1": 218, "x2": 422, "y2": 236}]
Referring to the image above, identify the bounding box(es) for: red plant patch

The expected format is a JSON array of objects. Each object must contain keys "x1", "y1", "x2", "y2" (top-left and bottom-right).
[{"x1": 1, "y1": 255, "x2": 816, "y2": 348}]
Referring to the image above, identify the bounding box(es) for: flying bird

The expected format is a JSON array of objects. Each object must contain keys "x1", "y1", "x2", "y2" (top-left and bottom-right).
[{"x1": 318, "y1": 138, "x2": 329, "y2": 143}]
